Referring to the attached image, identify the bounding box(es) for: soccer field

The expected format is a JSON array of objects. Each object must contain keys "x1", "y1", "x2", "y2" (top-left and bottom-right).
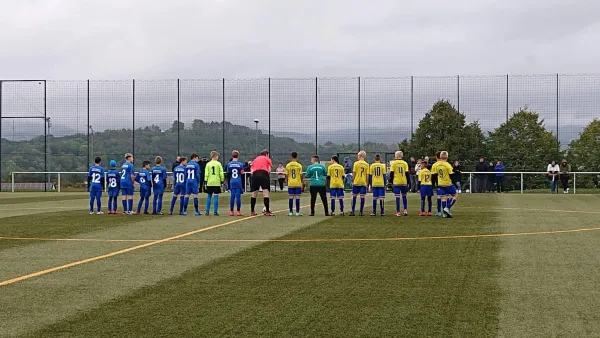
[{"x1": 1, "y1": 192, "x2": 599, "y2": 337}]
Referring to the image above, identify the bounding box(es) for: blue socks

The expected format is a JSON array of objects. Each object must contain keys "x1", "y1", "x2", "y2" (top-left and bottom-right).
[
  {"x1": 359, "y1": 197, "x2": 365, "y2": 213},
  {"x1": 402, "y1": 196, "x2": 407, "y2": 210},
  {"x1": 351, "y1": 196, "x2": 357, "y2": 212},
  {"x1": 289, "y1": 198, "x2": 294, "y2": 213},
  {"x1": 395, "y1": 197, "x2": 401, "y2": 212},
  {"x1": 214, "y1": 195, "x2": 219, "y2": 213},
  {"x1": 153, "y1": 195, "x2": 158, "y2": 213},
  {"x1": 183, "y1": 197, "x2": 189, "y2": 212},
  {"x1": 230, "y1": 194, "x2": 235, "y2": 211},
  {"x1": 170, "y1": 196, "x2": 177, "y2": 214},
  {"x1": 128, "y1": 199, "x2": 133, "y2": 213},
  {"x1": 372, "y1": 199, "x2": 377, "y2": 214},
  {"x1": 122, "y1": 199, "x2": 128, "y2": 213},
  {"x1": 331, "y1": 199, "x2": 335, "y2": 213},
  {"x1": 295, "y1": 198, "x2": 300, "y2": 213},
  {"x1": 206, "y1": 194, "x2": 213, "y2": 213},
  {"x1": 179, "y1": 196, "x2": 185, "y2": 213},
  {"x1": 428, "y1": 198, "x2": 432, "y2": 212},
  {"x1": 380, "y1": 200, "x2": 384, "y2": 214},
  {"x1": 89, "y1": 196, "x2": 95, "y2": 213},
  {"x1": 235, "y1": 193, "x2": 241, "y2": 211},
  {"x1": 437, "y1": 198, "x2": 441, "y2": 213},
  {"x1": 194, "y1": 197, "x2": 199, "y2": 213},
  {"x1": 137, "y1": 199, "x2": 143, "y2": 213},
  {"x1": 339, "y1": 199, "x2": 344, "y2": 212},
  {"x1": 442, "y1": 200, "x2": 447, "y2": 210},
  {"x1": 421, "y1": 198, "x2": 425, "y2": 212}
]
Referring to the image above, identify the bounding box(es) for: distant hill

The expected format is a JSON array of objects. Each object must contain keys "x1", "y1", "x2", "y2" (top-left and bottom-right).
[{"x1": 0, "y1": 120, "x2": 397, "y2": 180}]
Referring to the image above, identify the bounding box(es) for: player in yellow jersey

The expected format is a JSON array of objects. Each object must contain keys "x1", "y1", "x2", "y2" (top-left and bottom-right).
[
  {"x1": 369, "y1": 154, "x2": 387, "y2": 216},
  {"x1": 350, "y1": 150, "x2": 370, "y2": 216},
  {"x1": 390, "y1": 150, "x2": 409, "y2": 216},
  {"x1": 418, "y1": 162, "x2": 434, "y2": 216},
  {"x1": 285, "y1": 152, "x2": 304, "y2": 216},
  {"x1": 430, "y1": 151, "x2": 443, "y2": 216},
  {"x1": 435, "y1": 151, "x2": 457, "y2": 218},
  {"x1": 327, "y1": 155, "x2": 345, "y2": 216}
]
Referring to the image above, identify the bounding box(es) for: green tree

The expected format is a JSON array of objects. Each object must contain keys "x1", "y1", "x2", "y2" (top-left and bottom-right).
[
  {"x1": 400, "y1": 100, "x2": 486, "y2": 161},
  {"x1": 487, "y1": 108, "x2": 558, "y2": 170},
  {"x1": 567, "y1": 119, "x2": 600, "y2": 171}
]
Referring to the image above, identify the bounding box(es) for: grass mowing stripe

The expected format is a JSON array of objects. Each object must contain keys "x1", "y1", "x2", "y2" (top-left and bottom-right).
[
  {"x1": 26, "y1": 201, "x2": 503, "y2": 337},
  {"x1": 0, "y1": 195, "x2": 88, "y2": 205},
  {"x1": 0, "y1": 199, "x2": 335, "y2": 288},
  {"x1": 0, "y1": 211, "x2": 154, "y2": 251}
]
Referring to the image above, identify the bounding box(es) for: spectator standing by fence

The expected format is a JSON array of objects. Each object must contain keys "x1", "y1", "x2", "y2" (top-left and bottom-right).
[
  {"x1": 408, "y1": 157, "x2": 417, "y2": 192},
  {"x1": 559, "y1": 159, "x2": 571, "y2": 194},
  {"x1": 199, "y1": 156, "x2": 209, "y2": 193},
  {"x1": 547, "y1": 160, "x2": 560, "y2": 194},
  {"x1": 172, "y1": 156, "x2": 181, "y2": 173},
  {"x1": 415, "y1": 160, "x2": 422, "y2": 192},
  {"x1": 494, "y1": 161, "x2": 505, "y2": 193},
  {"x1": 474, "y1": 157, "x2": 487, "y2": 193},
  {"x1": 276, "y1": 163, "x2": 286, "y2": 191},
  {"x1": 451, "y1": 161, "x2": 463, "y2": 193}
]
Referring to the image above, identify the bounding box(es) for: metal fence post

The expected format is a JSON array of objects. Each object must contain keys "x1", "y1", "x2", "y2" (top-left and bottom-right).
[
  {"x1": 410, "y1": 76, "x2": 414, "y2": 137},
  {"x1": 556, "y1": 73, "x2": 559, "y2": 152},
  {"x1": 177, "y1": 79, "x2": 180, "y2": 155},
  {"x1": 506, "y1": 74, "x2": 509, "y2": 123},
  {"x1": 132, "y1": 79, "x2": 135, "y2": 158},
  {"x1": 315, "y1": 77, "x2": 318, "y2": 155},
  {"x1": 358, "y1": 76, "x2": 361, "y2": 150},
  {"x1": 11, "y1": 172, "x2": 14, "y2": 192},
  {"x1": 0, "y1": 80, "x2": 3, "y2": 188},
  {"x1": 222, "y1": 78, "x2": 225, "y2": 160},
  {"x1": 520, "y1": 173, "x2": 524, "y2": 194},
  {"x1": 268, "y1": 77, "x2": 271, "y2": 155},
  {"x1": 86, "y1": 79, "x2": 90, "y2": 166},
  {"x1": 43, "y1": 81, "x2": 47, "y2": 192},
  {"x1": 573, "y1": 173, "x2": 576, "y2": 194},
  {"x1": 57, "y1": 173, "x2": 61, "y2": 193},
  {"x1": 468, "y1": 173, "x2": 472, "y2": 193}
]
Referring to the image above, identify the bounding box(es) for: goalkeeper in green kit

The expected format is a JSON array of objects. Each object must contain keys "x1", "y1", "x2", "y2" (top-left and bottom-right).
[{"x1": 304, "y1": 155, "x2": 330, "y2": 216}]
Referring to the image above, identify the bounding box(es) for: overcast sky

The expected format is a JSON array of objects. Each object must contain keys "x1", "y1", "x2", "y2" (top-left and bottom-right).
[{"x1": 1, "y1": 0, "x2": 599, "y2": 79}]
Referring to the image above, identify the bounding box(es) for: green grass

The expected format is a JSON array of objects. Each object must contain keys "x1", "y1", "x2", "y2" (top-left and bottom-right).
[{"x1": 1, "y1": 193, "x2": 599, "y2": 337}]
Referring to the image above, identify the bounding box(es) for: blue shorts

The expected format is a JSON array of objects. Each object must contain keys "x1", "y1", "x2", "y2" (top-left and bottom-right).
[
  {"x1": 352, "y1": 186, "x2": 367, "y2": 195},
  {"x1": 420, "y1": 185, "x2": 433, "y2": 197},
  {"x1": 186, "y1": 182, "x2": 199, "y2": 195},
  {"x1": 372, "y1": 187, "x2": 385, "y2": 198},
  {"x1": 121, "y1": 186, "x2": 134, "y2": 196},
  {"x1": 230, "y1": 188, "x2": 243, "y2": 195},
  {"x1": 437, "y1": 185, "x2": 457, "y2": 196},
  {"x1": 288, "y1": 187, "x2": 302, "y2": 195},
  {"x1": 153, "y1": 186, "x2": 164, "y2": 195},
  {"x1": 393, "y1": 185, "x2": 408, "y2": 195},
  {"x1": 173, "y1": 184, "x2": 185, "y2": 195},
  {"x1": 330, "y1": 188, "x2": 345, "y2": 198},
  {"x1": 89, "y1": 186, "x2": 102, "y2": 197},
  {"x1": 108, "y1": 189, "x2": 119, "y2": 198},
  {"x1": 140, "y1": 188, "x2": 151, "y2": 198}
]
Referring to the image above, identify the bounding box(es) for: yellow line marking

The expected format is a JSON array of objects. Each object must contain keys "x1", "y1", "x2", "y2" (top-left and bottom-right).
[
  {"x1": 0, "y1": 198, "x2": 340, "y2": 287},
  {"x1": 3, "y1": 226, "x2": 600, "y2": 244}
]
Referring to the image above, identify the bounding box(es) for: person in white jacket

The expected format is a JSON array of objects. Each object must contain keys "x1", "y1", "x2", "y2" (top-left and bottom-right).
[{"x1": 547, "y1": 160, "x2": 560, "y2": 194}]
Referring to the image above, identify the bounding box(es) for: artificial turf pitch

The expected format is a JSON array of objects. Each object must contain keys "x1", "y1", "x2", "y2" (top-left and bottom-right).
[{"x1": 1, "y1": 192, "x2": 599, "y2": 337}]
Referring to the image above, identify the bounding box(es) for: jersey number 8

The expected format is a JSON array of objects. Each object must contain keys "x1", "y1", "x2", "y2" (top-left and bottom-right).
[
  {"x1": 438, "y1": 169, "x2": 444, "y2": 178},
  {"x1": 291, "y1": 170, "x2": 296, "y2": 179},
  {"x1": 109, "y1": 177, "x2": 117, "y2": 188},
  {"x1": 231, "y1": 169, "x2": 238, "y2": 179}
]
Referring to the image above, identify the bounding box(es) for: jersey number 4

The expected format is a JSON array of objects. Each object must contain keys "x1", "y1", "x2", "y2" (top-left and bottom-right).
[{"x1": 154, "y1": 175, "x2": 161, "y2": 184}]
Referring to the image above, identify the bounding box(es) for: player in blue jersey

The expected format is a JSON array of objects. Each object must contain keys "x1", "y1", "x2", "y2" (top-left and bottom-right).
[
  {"x1": 135, "y1": 161, "x2": 152, "y2": 214},
  {"x1": 87, "y1": 157, "x2": 105, "y2": 215},
  {"x1": 184, "y1": 153, "x2": 201, "y2": 216},
  {"x1": 106, "y1": 160, "x2": 121, "y2": 214},
  {"x1": 151, "y1": 156, "x2": 167, "y2": 215},
  {"x1": 120, "y1": 153, "x2": 136, "y2": 215},
  {"x1": 226, "y1": 150, "x2": 245, "y2": 216},
  {"x1": 169, "y1": 157, "x2": 188, "y2": 215}
]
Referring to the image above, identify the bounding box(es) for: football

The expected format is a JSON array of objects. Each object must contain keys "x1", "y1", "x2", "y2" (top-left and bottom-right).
[{"x1": 262, "y1": 206, "x2": 266, "y2": 213}]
